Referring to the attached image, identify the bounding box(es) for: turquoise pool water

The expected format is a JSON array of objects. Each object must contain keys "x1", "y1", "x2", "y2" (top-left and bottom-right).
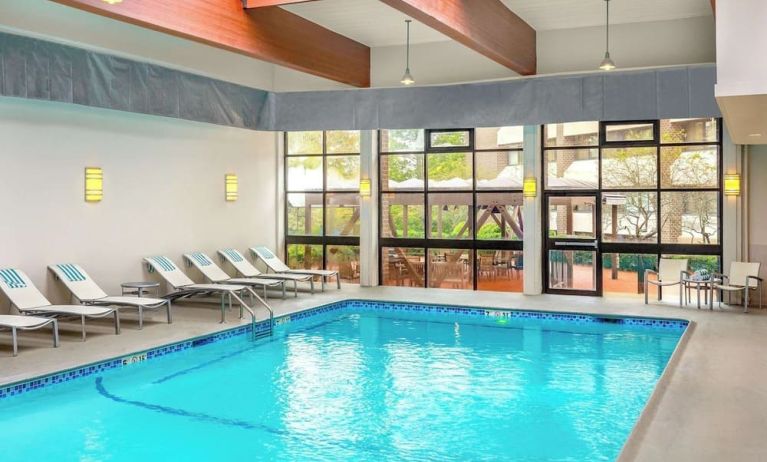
[{"x1": 0, "y1": 304, "x2": 684, "y2": 461}]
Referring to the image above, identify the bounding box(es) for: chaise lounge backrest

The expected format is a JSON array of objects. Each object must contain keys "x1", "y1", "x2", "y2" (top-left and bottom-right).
[
  {"x1": 48, "y1": 264, "x2": 109, "y2": 301},
  {"x1": 219, "y1": 249, "x2": 259, "y2": 278},
  {"x1": 184, "y1": 252, "x2": 231, "y2": 283},
  {"x1": 251, "y1": 246, "x2": 290, "y2": 272},
  {"x1": 144, "y1": 256, "x2": 195, "y2": 289},
  {"x1": 0, "y1": 268, "x2": 52, "y2": 309}
]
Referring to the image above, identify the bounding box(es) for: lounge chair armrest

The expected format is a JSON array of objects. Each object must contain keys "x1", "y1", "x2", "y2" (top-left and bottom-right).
[{"x1": 747, "y1": 275, "x2": 763, "y2": 284}]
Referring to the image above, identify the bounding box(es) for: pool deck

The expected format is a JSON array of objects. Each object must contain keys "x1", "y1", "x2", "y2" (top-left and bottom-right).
[{"x1": 1, "y1": 285, "x2": 765, "y2": 462}]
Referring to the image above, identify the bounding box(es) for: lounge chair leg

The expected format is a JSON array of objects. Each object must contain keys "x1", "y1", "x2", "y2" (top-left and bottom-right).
[
  {"x1": 337, "y1": 274, "x2": 341, "y2": 289},
  {"x1": 52, "y1": 320, "x2": 60, "y2": 348},
  {"x1": 114, "y1": 311, "x2": 121, "y2": 335},
  {"x1": 166, "y1": 301, "x2": 173, "y2": 324},
  {"x1": 263, "y1": 285, "x2": 267, "y2": 301},
  {"x1": 12, "y1": 327, "x2": 17, "y2": 357},
  {"x1": 310, "y1": 279, "x2": 315, "y2": 294},
  {"x1": 220, "y1": 293, "x2": 226, "y2": 324},
  {"x1": 282, "y1": 282, "x2": 286, "y2": 299},
  {"x1": 745, "y1": 290, "x2": 749, "y2": 314},
  {"x1": 293, "y1": 280, "x2": 298, "y2": 297},
  {"x1": 644, "y1": 280, "x2": 648, "y2": 304},
  {"x1": 322, "y1": 276, "x2": 326, "y2": 292},
  {"x1": 138, "y1": 306, "x2": 144, "y2": 330},
  {"x1": 81, "y1": 315, "x2": 87, "y2": 342}
]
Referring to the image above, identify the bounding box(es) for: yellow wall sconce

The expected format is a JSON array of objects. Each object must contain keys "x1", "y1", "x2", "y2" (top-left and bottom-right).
[
  {"x1": 523, "y1": 177, "x2": 537, "y2": 198},
  {"x1": 225, "y1": 174, "x2": 238, "y2": 201},
  {"x1": 84, "y1": 167, "x2": 103, "y2": 203},
  {"x1": 724, "y1": 173, "x2": 741, "y2": 196},
  {"x1": 359, "y1": 178, "x2": 372, "y2": 197}
]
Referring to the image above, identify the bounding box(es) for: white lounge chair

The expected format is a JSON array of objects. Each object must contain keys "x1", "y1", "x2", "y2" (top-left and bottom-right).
[
  {"x1": 0, "y1": 315, "x2": 59, "y2": 356},
  {"x1": 49, "y1": 263, "x2": 171, "y2": 329},
  {"x1": 143, "y1": 256, "x2": 260, "y2": 323},
  {"x1": 250, "y1": 246, "x2": 340, "y2": 291},
  {"x1": 183, "y1": 252, "x2": 285, "y2": 300},
  {"x1": 0, "y1": 268, "x2": 120, "y2": 341},
  {"x1": 713, "y1": 262, "x2": 763, "y2": 313},
  {"x1": 644, "y1": 258, "x2": 688, "y2": 305},
  {"x1": 218, "y1": 248, "x2": 314, "y2": 296}
]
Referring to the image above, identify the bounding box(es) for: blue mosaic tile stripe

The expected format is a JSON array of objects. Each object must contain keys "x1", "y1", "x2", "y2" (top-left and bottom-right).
[
  {"x1": 343, "y1": 299, "x2": 689, "y2": 331},
  {"x1": 1, "y1": 299, "x2": 687, "y2": 400}
]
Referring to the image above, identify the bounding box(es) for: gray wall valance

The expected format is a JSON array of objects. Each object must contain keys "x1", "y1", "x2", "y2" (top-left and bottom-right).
[{"x1": 1, "y1": 31, "x2": 719, "y2": 132}]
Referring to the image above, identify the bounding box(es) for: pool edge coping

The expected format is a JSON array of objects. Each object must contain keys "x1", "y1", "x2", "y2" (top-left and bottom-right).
[{"x1": 0, "y1": 298, "x2": 690, "y2": 400}]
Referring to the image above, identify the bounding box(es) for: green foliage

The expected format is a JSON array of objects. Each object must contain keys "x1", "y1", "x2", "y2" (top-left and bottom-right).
[
  {"x1": 388, "y1": 155, "x2": 423, "y2": 183},
  {"x1": 386, "y1": 129, "x2": 423, "y2": 152},
  {"x1": 431, "y1": 131, "x2": 468, "y2": 148},
  {"x1": 287, "y1": 131, "x2": 322, "y2": 155},
  {"x1": 326, "y1": 130, "x2": 360, "y2": 153},
  {"x1": 287, "y1": 244, "x2": 322, "y2": 268},
  {"x1": 388, "y1": 204, "x2": 425, "y2": 238},
  {"x1": 428, "y1": 153, "x2": 471, "y2": 181}
]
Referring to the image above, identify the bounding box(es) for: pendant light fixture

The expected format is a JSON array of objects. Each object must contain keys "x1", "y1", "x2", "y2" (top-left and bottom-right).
[
  {"x1": 598, "y1": 0, "x2": 616, "y2": 71},
  {"x1": 401, "y1": 19, "x2": 415, "y2": 85}
]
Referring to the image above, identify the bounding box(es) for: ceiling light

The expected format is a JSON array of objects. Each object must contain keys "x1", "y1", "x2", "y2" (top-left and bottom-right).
[
  {"x1": 748, "y1": 133, "x2": 763, "y2": 138},
  {"x1": 401, "y1": 20, "x2": 415, "y2": 86},
  {"x1": 102, "y1": 0, "x2": 123, "y2": 4},
  {"x1": 598, "y1": 0, "x2": 616, "y2": 71}
]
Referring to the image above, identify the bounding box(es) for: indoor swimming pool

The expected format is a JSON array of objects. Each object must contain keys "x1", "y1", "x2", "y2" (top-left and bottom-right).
[{"x1": 0, "y1": 301, "x2": 687, "y2": 461}]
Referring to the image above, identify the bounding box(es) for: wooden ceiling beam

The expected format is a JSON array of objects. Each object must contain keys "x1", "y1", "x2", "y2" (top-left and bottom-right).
[
  {"x1": 51, "y1": 0, "x2": 370, "y2": 87},
  {"x1": 380, "y1": 0, "x2": 536, "y2": 75}
]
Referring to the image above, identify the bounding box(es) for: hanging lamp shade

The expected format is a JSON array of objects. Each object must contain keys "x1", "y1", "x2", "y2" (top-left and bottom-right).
[
  {"x1": 401, "y1": 19, "x2": 415, "y2": 85},
  {"x1": 598, "y1": 0, "x2": 616, "y2": 71}
]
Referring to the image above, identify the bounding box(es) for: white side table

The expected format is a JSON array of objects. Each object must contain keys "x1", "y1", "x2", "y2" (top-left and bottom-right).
[{"x1": 121, "y1": 281, "x2": 160, "y2": 298}]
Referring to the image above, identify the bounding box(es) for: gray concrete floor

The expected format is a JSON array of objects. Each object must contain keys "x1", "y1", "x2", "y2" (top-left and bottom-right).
[{"x1": 1, "y1": 285, "x2": 765, "y2": 462}]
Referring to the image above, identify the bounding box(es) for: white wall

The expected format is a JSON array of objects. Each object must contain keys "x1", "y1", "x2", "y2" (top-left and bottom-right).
[
  {"x1": 370, "y1": 40, "x2": 515, "y2": 87},
  {"x1": 0, "y1": 97, "x2": 278, "y2": 310},
  {"x1": 537, "y1": 16, "x2": 715, "y2": 74},
  {"x1": 715, "y1": 0, "x2": 767, "y2": 96},
  {"x1": 748, "y1": 145, "x2": 767, "y2": 304},
  {"x1": 0, "y1": 0, "x2": 275, "y2": 90}
]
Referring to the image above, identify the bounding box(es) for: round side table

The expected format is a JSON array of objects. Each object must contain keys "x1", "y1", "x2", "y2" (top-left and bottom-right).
[{"x1": 121, "y1": 281, "x2": 160, "y2": 298}]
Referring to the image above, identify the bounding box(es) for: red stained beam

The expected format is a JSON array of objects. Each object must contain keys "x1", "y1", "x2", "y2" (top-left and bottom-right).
[
  {"x1": 243, "y1": 0, "x2": 318, "y2": 7},
  {"x1": 710, "y1": 0, "x2": 716, "y2": 15},
  {"x1": 52, "y1": 0, "x2": 370, "y2": 87},
  {"x1": 380, "y1": 0, "x2": 536, "y2": 75}
]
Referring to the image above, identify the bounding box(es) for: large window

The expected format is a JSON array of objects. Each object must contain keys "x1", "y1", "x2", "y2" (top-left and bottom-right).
[
  {"x1": 543, "y1": 118, "x2": 722, "y2": 295},
  {"x1": 285, "y1": 131, "x2": 360, "y2": 283},
  {"x1": 379, "y1": 127, "x2": 525, "y2": 291}
]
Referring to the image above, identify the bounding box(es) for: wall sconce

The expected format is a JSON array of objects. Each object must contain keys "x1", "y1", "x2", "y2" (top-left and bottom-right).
[
  {"x1": 84, "y1": 167, "x2": 103, "y2": 203},
  {"x1": 523, "y1": 177, "x2": 537, "y2": 198},
  {"x1": 359, "y1": 178, "x2": 371, "y2": 197},
  {"x1": 225, "y1": 174, "x2": 238, "y2": 201},
  {"x1": 724, "y1": 173, "x2": 741, "y2": 196}
]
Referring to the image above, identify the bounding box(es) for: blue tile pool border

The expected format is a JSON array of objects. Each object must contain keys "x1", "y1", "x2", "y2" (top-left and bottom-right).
[{"x1": 0, "y1": 299, "x2": 688, "y2": 400}]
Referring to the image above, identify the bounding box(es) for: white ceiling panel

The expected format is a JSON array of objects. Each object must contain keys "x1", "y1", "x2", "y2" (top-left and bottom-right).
[
  {"x1": 282, "y1": 0, "x2": 713, "y2": 47},
  {"x1": 503, "y1": 0, "x2": 712, "y2": 31},
  {"x1": 282, "y1": 0, "x2": 448, "y2": 47}
]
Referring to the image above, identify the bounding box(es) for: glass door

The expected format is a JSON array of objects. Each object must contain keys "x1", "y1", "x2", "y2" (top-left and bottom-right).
[{"x1": 544, "y1": 194, "x2": 602, "y2": 295}]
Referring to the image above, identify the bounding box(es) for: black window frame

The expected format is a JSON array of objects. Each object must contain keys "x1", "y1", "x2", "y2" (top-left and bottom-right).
[
  {"x1": 378, "y1": 127, "x2": 525, "y2": 290},
  {"x1": 284, "y1": 131, "x2": 361, "y2": 275},
  {"x1": 541, "y1": 118, "x2": 723, "y2": 294}
]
